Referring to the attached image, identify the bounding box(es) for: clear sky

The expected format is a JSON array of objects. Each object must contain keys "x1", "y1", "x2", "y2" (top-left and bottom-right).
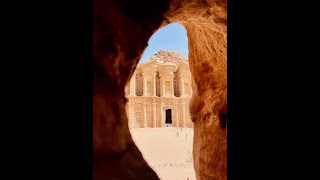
[{"x1": 139, "y1": 23, "x2": 189, "y2": 63}]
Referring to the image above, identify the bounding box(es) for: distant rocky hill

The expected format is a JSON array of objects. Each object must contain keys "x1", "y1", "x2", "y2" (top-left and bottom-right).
[{"x1": 143, "y1": 50, "x2": 188, "y2": 66}]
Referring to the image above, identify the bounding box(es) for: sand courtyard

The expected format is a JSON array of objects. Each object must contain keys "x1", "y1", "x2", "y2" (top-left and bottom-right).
[{"x1": 130, "y1": 127, "x2": 196, "y2": 180}]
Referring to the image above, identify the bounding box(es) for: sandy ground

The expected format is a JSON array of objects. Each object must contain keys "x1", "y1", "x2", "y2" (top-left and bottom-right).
[{"x1": 130, "y1": 127, "x2": 196, "y2": 180}]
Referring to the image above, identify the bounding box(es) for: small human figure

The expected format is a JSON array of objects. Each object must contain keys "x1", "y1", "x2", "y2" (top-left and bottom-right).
[
  {"x1": 186, "y1": 133, "x2": 187, "y2": 138},
  {"x1": 176, "y1": 132, "x2": 179, "y2": 136}
]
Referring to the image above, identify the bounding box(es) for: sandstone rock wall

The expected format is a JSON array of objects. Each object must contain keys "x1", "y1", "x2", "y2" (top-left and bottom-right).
[{"x1": 93, "y1": 0, "x2": 226, "y2": 179}]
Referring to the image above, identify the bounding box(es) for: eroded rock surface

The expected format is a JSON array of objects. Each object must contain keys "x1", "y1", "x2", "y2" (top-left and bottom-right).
[{"x1": 93, "y1": 0, "x2": 226, "y2": 179}]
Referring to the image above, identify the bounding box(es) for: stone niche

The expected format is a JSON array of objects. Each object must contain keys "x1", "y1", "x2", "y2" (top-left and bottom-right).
[{"x1": 158, "y1": 64, "x2": 176, "y2": 97}]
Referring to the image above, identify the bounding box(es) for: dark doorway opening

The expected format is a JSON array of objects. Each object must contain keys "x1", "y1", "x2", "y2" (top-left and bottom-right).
[{"x1": 165, "y1": 109, "x2": 172, "y2": 124}]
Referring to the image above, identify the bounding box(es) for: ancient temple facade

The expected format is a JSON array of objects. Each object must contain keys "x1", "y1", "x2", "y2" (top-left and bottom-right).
[{"x1": 125, "y1": 50, "x2": 193, "y2": 129}]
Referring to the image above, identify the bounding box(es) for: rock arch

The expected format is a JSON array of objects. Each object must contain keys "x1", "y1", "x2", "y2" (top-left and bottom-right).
[{"x1": 93, "y1": 0, "x2": 226, "y2": 179}]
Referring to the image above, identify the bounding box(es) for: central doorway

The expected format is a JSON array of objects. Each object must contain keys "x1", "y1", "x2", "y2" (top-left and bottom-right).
[{"x1": 165, "y1": 109, "x2": 172, "y2": 126}]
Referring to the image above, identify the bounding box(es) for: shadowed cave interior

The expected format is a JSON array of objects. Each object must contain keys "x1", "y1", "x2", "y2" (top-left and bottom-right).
[{"x1": 93, "y1": 0, "x2": 226, "y2": 179}]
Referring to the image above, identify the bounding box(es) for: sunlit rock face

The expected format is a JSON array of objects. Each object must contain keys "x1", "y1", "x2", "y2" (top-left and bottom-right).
[
  {"x1": 93, "y1": 0, "x2": 226, "y2": 179},
  {"x1": 125, "y1": 50, "x2": 193, "y2": 129}
]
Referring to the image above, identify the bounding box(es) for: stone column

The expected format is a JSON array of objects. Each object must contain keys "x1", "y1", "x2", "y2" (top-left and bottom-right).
[
  {"x1": 152, "y1": 100, "x2": 157, "y2": 128},
  {"x1": 160, "y1": 103, "x2": 164, "y2": 127},
  {"x1": 182, "y1": 101, "x2": 186, "y2": 127},
  {"x1": 180, "y1": 76, "x2": 185, "y2": 97},
  {"x1": 175, "y1": 103, "x2": 179, "y2": 127},
  {"x1": 160, "y1": 75, "x2": 165, "y2": 97},
  {"x1": 142, "y1": 73, "x2": 147, "y2": 96},
  {"x1": 127, "y1": 102, "x2": 135, "y2": 129},
  {"x1": 128, "y1": 72, "x2": 136, "y2": 96},
  {"x1": 143, "y1": 103, "x2": 147, "y2": 128},
  {"x1": 152, "y1": 73, "x2": 157, "y2": 97},
  {"x1": 171, "y1": 75, "x2": 175, "y2": 97}
]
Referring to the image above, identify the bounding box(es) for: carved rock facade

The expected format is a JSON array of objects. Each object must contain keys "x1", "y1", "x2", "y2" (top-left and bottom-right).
[{"x1": 125, "y1": 50, "x2": 193, "y2": 128}]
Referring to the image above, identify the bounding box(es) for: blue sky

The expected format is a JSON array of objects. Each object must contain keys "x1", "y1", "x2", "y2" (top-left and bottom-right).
[{"x1": 139, "y1": 23, "x2": 189, "y2": 63}]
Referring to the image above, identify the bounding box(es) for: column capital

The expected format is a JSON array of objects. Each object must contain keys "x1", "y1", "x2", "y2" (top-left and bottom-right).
[{"x1": 152, "y1": 99, "x2": 157, "y2": 105}]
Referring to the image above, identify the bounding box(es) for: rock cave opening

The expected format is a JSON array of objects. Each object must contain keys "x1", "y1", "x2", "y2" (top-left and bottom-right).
[
  {"x1": 93, "y1": 0, "x2": 226, "y2": 180},
  {"x1": 125, "y1": 22, "x2": 196, "y2": 179}
]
